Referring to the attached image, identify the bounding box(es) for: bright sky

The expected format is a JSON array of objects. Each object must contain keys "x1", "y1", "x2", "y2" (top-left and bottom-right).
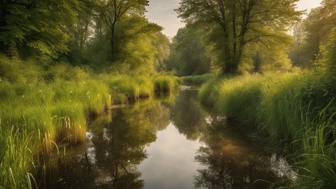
[{"x1": 146, "y1": 0, "x2": 323, "y2": 38}]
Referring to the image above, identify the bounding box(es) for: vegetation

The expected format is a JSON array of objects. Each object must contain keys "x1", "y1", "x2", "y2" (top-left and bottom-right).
[
  {"x1": 181, "y1": 74, "x2": 215, "y2": 86},
  {"x1": 198, "y1": 26, "x2": 336, "y2": 188},
  {"x1": 0, "y1": 0, "x2": 178, "y2": 188},
  {"x1": 177, "y1": 0, "x2": 300, "y2": 74},
  {"x1": 0, "y1": 56, "x2": 177, "y2": 188},
  {"x1": 164, "y1": 0, "x2": 336, "y2": 187},
  {"x1": 290, "y1": 0, "x2": 336, "y2": 67},
  {"x1": 1, "y1": 0, "x2": 336, "y2": 188},
  {"x1": 167, "y1": 24, "x2": 211, "y2": 76}
]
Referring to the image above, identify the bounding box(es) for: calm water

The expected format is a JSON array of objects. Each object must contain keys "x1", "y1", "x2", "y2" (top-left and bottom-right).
[{"x1": 36, "y1": 90, "x2": 295, "y2": 189}]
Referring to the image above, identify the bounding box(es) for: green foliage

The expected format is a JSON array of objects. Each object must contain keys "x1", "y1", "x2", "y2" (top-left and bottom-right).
[
  {"x1": 178, "y1": 0, "x2": 300, "y2": 74},
  {"x1": 82, "y1": 15, "x2": 169, "y2": 73},
  {"x1": 199, "y1": 72, "x2": 325, "y2": 138},
  {"x1": 0, "y1": 0, "x2": 79, "y2": 57},
  {"x1": 0, "y1": 0, "x2": 169, "y2": 74},
  {"x1": 153, "y1": 75, "x2": 179, "y2": 95},
  {"x1": 319, "y1": 27, "x2": 336, "y2": 75},
  {"x1": 296, "y1": 121, "x2": 336, "y2": 189},
  {"x1": 167, "y1": 24, "x2": 211, "y2": 76},
  {"x1": 301, "y1": 0, "x2": 336, "y2": 66},
  {"x1": 0, "y1": 55, "x2": 178, "y2": 189},
  {"x1": 199, "y1": 71, "x2": 336, "y2": 188}
]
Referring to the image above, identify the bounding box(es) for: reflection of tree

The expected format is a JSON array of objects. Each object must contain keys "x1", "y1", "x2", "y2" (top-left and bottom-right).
[
  {"x1": 37, "y1": 100, "x2": 170, "y2": 189},
  {"x1": 195, "y1": 127, "x2": 279, "y2": 189},
  {"x1": 171, "y1": 90, "x2": 208, "y2": 140},
  {"x1": 92, "y1": 100, "x2": 170, "y2": 188}
]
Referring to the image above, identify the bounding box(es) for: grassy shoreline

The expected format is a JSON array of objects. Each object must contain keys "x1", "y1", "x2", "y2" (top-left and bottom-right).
[
  {"x1": 0, "y1": 56, "x2": 178, "y2": 189},
  {"x1": 199, "y1": 71, "x2": 336, "y2": 188}
]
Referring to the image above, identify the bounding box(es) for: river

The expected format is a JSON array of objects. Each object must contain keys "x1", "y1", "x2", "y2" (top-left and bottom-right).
[{"x1": 35, "y1": 89, "x2": 295, "y2": 189}]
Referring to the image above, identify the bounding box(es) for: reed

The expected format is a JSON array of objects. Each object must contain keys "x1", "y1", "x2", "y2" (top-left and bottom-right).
[
  {"x1": 0, "y1": 55, "x2": 178, "y2": 189},
  {"x1": 199, "y1": 71, "x2": 336, "y2": 187}
]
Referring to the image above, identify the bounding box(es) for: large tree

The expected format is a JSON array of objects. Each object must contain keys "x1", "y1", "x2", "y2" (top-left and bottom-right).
[
  {"x1": 177, "y1": 0, "x2": 300, "y2": 74},
  {"x1": 99, "y1": 0, "x2": 149, "y2": 56},
  {"x1": 168, "y1": 24, "x2": 211, "y2": 76},
  {"x1": 303, "y1": 0, "x2": 336, "y2": 65}
]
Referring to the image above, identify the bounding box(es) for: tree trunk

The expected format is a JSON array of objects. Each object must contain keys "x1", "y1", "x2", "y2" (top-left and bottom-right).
[
  {"x1": 110, "y1": 20, "x2": 116, "y2": 56},
  {"x1": 223, "y1": 58, "x2": 239, "y2": 74},
  {"x1": 253, "y1": 51, "x2": 262, "y2": 73}
]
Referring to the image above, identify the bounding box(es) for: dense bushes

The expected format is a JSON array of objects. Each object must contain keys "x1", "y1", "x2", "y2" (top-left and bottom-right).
[{"x1": 0, "y1": 56, "x2": 178, "y2": 189}]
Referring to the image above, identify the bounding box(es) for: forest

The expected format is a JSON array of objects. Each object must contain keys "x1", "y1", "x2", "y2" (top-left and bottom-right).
[{"x1": 1, "y1": 0, "x2": 336, "y2": 189}]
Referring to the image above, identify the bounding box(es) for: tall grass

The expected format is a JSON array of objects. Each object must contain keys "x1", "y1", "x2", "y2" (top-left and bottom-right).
[
  {"x1": 0, "y1": 56, "x2": 178, "y2": 189},
  {"x1": 199, "y1": 72, "x2": 326, "y2": 138},
  {"x1": 153, "y1": 75, "x2": 179, "y2": 95},
  {"x1": 199, "y1": 71, "x2": 336, "y2": 187},
  {"x1": 0, "y1": 127, "x2": 35, "y2": 189},
  {"x1": 292, "y1": 102, "x2": 336, "y2": 189}
]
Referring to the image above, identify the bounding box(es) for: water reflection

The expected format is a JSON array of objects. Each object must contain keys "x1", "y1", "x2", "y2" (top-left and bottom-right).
[
  {"x1": 139, "y1": 124, "x2": 204, "y2": 189},
  {"x1": 36, "y1": 100, "x2": 170, "y2": 189},
  {"x1": 36, "y1": 90, "x2": 294, "y2": 189},
  {"x1": 194, "y1": 125, "x2": 281, "y2": 189},
  {"x1": 170, "y1": 89, "x2": 208, "y2": 140}
]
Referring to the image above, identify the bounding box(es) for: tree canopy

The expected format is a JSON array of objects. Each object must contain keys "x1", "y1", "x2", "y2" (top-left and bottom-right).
[
  {"x1": 167, "y1": 24, "x2": 211, "y2": 76},
  {"x1": 0, "y1": 0, "x2": 170, "y2": 74},
  {"x1": 177, "y1": 0, "x2": 300, "y2": 74}
]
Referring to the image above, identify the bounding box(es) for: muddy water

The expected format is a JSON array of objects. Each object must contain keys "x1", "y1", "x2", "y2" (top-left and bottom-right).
[{"x1": 36, "y1": 90, "x2": 295, "y2": 189}]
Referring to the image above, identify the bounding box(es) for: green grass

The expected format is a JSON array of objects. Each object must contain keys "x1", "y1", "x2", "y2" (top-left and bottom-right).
[
  {"x1": 181, "y1": 74, "x2": 214, "y2": 86},
  {"x1": 0, "y1": 56, "x2": 178, "y2": 189},
  {"x1": 153, "y1": 75, "x2": 179, "y2": 95},
  {"x1": 0, "y1": 127, "x2": 35, "y2": 189},
  {"x1": 199, "y1": 71, "x2": 336, "y2": 188}
]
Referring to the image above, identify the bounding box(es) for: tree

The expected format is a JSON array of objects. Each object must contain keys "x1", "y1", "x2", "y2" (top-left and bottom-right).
[
  {"x1": 112, "y1": 16, "x2": 164, "y2": 73},
  {"x1": 319, "y1": 27, "x2": 336, "y2": 75},
  {"x1": 85, "y1": 15, "x2": 166, "y2": 73},
  {"x1": 242, "y1": 31, "x2": 293, "y2": 73},
  {"x1": 0, "y1": 0, "x2": 80, "y2": 58},
  {"x1": 289, "y1": 21, "x2": 309, "y2": 67},
  {"x1": 177, "y1": 0, "x2": 300, "y2": 74},
  {"x1": 302, "y1": 0, "x2": 336, "y2": 65},
  {"x1": 167, "y1": 24, "x2": 211, "y2": 76},
  {"x1": 152, "y1": 33, "x2": 170, "y2": 71},
  {"x1": 99, "y1": 0, "x2": 149, "y2": 56}
]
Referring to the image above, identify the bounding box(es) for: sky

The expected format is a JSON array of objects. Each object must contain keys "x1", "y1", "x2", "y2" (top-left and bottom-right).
[{"x1": 146, "y1": 0, "x2": 323, "y2": 38}]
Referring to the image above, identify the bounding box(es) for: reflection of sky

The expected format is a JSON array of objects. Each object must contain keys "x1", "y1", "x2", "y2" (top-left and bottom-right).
[
  {"x1": 146, "y1": 0, "x2": 323, "y2": 38},
  {"x1": 138, "y1": 123, "x2": 204, "y2": 189}
]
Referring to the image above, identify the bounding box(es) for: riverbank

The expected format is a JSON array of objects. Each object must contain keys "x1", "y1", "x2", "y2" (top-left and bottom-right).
[
  {"x1": 180, "y1": 74, "x2": 214, "y2": 86},
  {"x1": 199, "y1": 71, "x2": 336, "y2": 188},
  {"x1": 0, "y1": 55, "x2": 178, "y2": 189}
]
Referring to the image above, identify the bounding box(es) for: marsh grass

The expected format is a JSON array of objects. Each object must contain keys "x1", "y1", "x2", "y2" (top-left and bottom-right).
[
  {"x1": 292, "y1": 102, "x2": 336, "y2": 189},
  {"x1": 0, "y1": 56, "x2": 178, "y2": 189},
  {"x1": 0, "y1": 127, "x2": 35, "y2": 189},
  {"x1": 199, "y1": 72, "x2": 320, "y2": 138},
  {"x1": 153, "y1": 75, "x2": 178, "y2": 95},
  {"x1": 199, "y1": 71, "x2": 336, "y2": 187}
]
